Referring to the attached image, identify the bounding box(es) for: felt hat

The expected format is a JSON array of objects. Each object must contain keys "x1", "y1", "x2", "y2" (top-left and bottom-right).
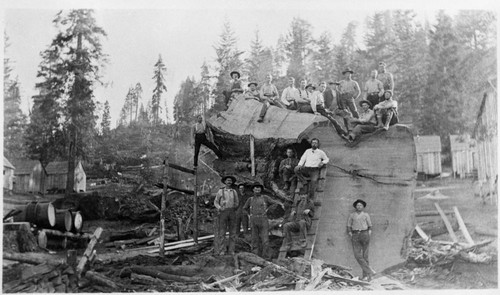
[
  {"x1": 384, "y1": 90, "x2": 393, "y2": 97},
  {"x1": 251, "y1": 182, "x2": 264, "y2": 190},
  {"x1": 359, "y1": 100, "x2": 372, "y2": 108},
  {"x1": 329, "y1": 81, "x2": 340, "y2": 85},
  {"x1": 248, "y1": 82, "x2": 258, "y2": 87},
  {"x1": 231, "y1": 88, "x2": 244, "y2": 93},
  {"x1": 379, "y1": 62, "x2": 387, "y2": 67},
  {"x1": 352, "y1": 199, "x2": 367, "y2": 208},
  {"x1": 221, "y1": 175, "x2": 237, "y2": 184},
  {"x1": 230, "y1": 71, "x2": 241, "y2": 79},
  {"x1": 305, "y1": 83, "x2": 316, "y2": 90},
  {"x1": 342, "y1": 67, "x2": 354, "y2": 75}
]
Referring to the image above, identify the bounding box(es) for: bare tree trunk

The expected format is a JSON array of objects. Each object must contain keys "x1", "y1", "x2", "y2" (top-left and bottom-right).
[{"x1": 66, "y1": 129, "x2": 77, "y2": 196}]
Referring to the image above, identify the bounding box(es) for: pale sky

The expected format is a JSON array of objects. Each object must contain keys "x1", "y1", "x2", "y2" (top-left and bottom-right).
[{"x1": 1, "y1": 0, "x2": 497, "y2": 128}]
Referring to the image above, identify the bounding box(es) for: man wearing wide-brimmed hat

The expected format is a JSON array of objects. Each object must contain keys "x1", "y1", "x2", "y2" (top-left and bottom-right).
[
  {"x1": 244, "y1": 82, "x2": 260, "y2": 101},
  {"x1": 223, "y1": 70, "x2": 244, "y2": 109},
  {"x1": 338, "y1": 67, "x2": 360, "y2": 118},
  {"x1": 214, "y1": 175, "x2": 239, "y2": 255},
  {"x1": 297, "y1": 83, "x2": 316, "y2": 113},
  {"x1": 347, "y1": 199, "x2": 376, "y2": 281},
  {"x1": 373, "y1": 90, "x2": 398, "y2": 130},
  {"x1": 243, "y1": 182, "x2": 282, "y2": 259},
  {"x1": 342, "y1": 100, "x2": 377, "y2": 142},
  {"x1": 363, "y1": 70, "x2": 384, "y2": 110}
]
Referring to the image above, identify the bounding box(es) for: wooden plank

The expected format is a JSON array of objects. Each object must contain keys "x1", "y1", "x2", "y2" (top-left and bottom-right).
[
  {"x1": 134, "y1": 234, "x2": 215, "y2": 251},
  {"x1": 3, "y1": 251, "x2": 65, "y2": 265},
  {"x1": 21, "y1": 263, "x2": 55, "y2": 281},
  {"x1": 148, "y1": 239, "x2": 209, "y2": 254},
  {"x1": 434, "y1": 203, "x2": 458, "y2": 242},
  {"x1": 414, "y1": 224, "x2": 430, "y2": 241},
  {"x1": 452, "y1": 206, "x2": 475, "y2": 246},
  {"x1": 76, "y1": 227, "x2": 103, "y2": 275},
  {"x1": 160, "y1": 157, "x2": 169, "y2": 257},
  {"x1": 167, "y1": 162, "x2": 195, "y2": 175},
  {"x1": 250, "y1": 135, "x2": 255, "y2": 176}
]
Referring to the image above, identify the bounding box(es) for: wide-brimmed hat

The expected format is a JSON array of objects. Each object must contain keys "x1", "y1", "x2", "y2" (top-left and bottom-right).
[
  {"x1": 251, "y1": 182, "x2": 264, "y2": 190},
  {"x1": 384, "y1": 90, "x2": 393, "y2": 97},
  {"x1": 379, "y1": 62, "x2": 387, "y2": 67},
  {"x1": 353, "y1": 199, "x2": 367, "y2": 208},
  {"x1": 248, "y1": 82, "x2": 258, "y2": 87},
  {"x1": 342, "y1": 67, "x2": 354, "y2": 75},
  {"x1": 305, "y1": 84, "x2": 316, "y2": 90},
  {"x1": 359, "y1": 100, "x2": 372, "y2": 107},
  {"x1": 329, "y1": 81, "x2": 340, "y2": 85},
  {"x1": 221, "y1": 175, "x2": 237, "y2": 184},
  {"x1": 231, "y1": 88, "x2": 244, "y2": 93},
  {"x1": 230, "y1": 71, "x2": 241, "y2": 79}
]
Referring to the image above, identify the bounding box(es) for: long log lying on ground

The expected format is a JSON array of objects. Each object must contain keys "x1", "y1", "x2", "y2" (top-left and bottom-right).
[
  {"x1": 235, "y1": 252, "x2": 309, "y2": 281},
  {"x1": 85, "y1": 271, "x2": 124, "y2": 290},
  {"x1": 3, "y1": 251, "x2": 66, "y2": 265},
  {"x1": 129, "y1": 266, "x2": 203, "y2": 282}
]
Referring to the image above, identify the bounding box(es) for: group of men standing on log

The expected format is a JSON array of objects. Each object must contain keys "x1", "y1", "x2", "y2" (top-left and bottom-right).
[{"x1": 225, "y1": 62, "x2": 398, "y2": 143}]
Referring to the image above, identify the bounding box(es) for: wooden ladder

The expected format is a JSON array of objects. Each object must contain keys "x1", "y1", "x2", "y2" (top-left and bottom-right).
[{"x1": 278, "y1": 167, "x2": 326, "y2": 260}]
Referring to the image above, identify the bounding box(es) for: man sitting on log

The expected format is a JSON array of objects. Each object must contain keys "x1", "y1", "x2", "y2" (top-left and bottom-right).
[
  {"x1": 294, "y1": 138, "x2": 329, "y2": 201},
  {"x1": 244, "y1": 82, "x2": 260, "y2": 100},
  {"x1": 342, "y1": 100, "x2": 377, "y2": 143},
  {"x1": 223, "y1": 70, "x2": 244, "y2": 108},
  {"x1": 281, "y1": 193, "x2": 315, "y2": 251},
  {"x1": 373, "y1": 90, "x2": 398, "y2": 130},
  {"x1": 313, "y1": 82, "x2": 349, "y2": 136},
  {"x1": 243, "y1": 182, "x2": 283, "y2": 259},
  {"x1": 191, "y1": 115, "x2": 224, "y2": 167},
  {"x1": 363, "y1": 70, "x2": 384, "y2": 110},
  {"x1": 258, "y1": 74, "x2": 284, "y2": 122},
  {"x1": 280, "y1": 77, "x2": 300, "y2": 110},
  {"x1": 279, "y1": 148, "x2": 299, "y2": 199},
  {"x1": 296, "y1": 78, "x2": 311, "y2": 111},
  {"x1": 214, "y1": 175, "x2": 239, "y2": 255}
]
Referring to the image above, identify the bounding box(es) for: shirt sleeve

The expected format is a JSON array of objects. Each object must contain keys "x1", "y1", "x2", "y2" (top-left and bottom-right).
[
  {"x1": 273, "y1": 85, "x2": 280, "y2": 99},
  {"x1": 320, "y1": 150, "x2": 329, "y2": 164},
  {"x1": 354, "y1": 81, "x2": 361, "y2": 99},
  {"x1": 281, "y1": 88, "x2": 291, "y2": 106},
  {"x1": 389, "y1": 73, "x2": 394, "y2": 90},
  {"x1": 366, "y1": 213, "x2": 372, "y2": 228},
  {"x1": 298, "y1": 150, "x2": 307, "y2": 166},
  {"x1": 243, "y1": 198, "x2": 251, "y2": 214},
  {"x1": 311, "y1": 93, "x2": 318, "y2": 113},
  {"x1": 378, "y1": 80, "x2": 384, "y2": 96},
  {"x1": 347, "y1": 213, "x2": 353, "y2": 228},
  {"x1": 214, "y1": 189, "x2": 222, "y2": 209}
]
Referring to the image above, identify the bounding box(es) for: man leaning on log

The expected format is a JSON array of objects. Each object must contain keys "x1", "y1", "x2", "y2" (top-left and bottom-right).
[{"x1": 191, "y1": 115, "x2": 224, "y2": 167}]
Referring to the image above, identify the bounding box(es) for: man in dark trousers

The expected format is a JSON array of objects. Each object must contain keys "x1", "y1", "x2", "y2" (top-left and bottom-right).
[
  {"x1": 281, "y1": 193, "x2": 315, "y2": 251},
  {"x1": 235, "y1": 183, "x2": 250, "y2": 237},
  {"x1": 214, "y1": 175, "x2": 239, "y2": 255},
  {"x1": 347, "y1": 199, "x2": 376, "y2": 281},
  {"x1": 243, "y1": 182, "x2": 283, "y2": 259},
  {"x1": 191, "y1": 115, "x2": 223, "y2": 167},
  {"x1": 338, "y1": 67, "x2": 361, "y2": 118},
  {"x1": 279, "y1": 148, "x2": 299, "y2": 198},
  {"x1": 294, "y1": 138, "x2": 329, "y2": 201}
]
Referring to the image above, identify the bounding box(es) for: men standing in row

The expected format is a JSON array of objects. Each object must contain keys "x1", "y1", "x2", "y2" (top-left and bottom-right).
[
  {"x1": 363, "y1": 70, "x2": 384, "y2": 109},
  {"x1": 295, "y1": 138, "x2": 329, "y2": 201},
  {"x1": 258, "y1": 74, "x2": 284, "y2": 122},
  {"x1": 214, "y1": 175, "x2": 239, "y2": 255},
  {"x1": 377, "y1": 62, "x2": 394, "y2": 92},
  {"x1": 338, "y1": 67, "x2": 360, "y2": 118},
  {"x1": 191, "y1": 115, "x2": 224, "y2": 167},
  {"x1": 281, "y1": 77, "x2": 300, "y2": 110},
  {"x1": 243, "y1": 182, "x2": 283, "y2": 259}
]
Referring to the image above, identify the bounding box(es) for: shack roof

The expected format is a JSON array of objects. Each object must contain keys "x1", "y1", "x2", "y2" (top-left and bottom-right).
[
  {"x1": 3, "y1": 157, "x2": 15, "y2": 170},
  {"x1": 450, "y1": 134, "x2": 475, "y2": 152},
  {"x1": 414, "y1": 135, "x2": 441, "y2": 153},
  {"x1": 208, "y1": 96, "x2": 326, "y2": 140},
  {"x1": 11, "y1": 159, "x2": 40, "y2": 175}
]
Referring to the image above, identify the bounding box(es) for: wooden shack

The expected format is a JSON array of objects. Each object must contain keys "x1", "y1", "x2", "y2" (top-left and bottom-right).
[
  {"x1": 208, "y1": 97, "x2": 416, "y2": 275},
  {"x1": 414, "y1": 135, "x2": 442, "y2": 176},
  {"x1": 45, "y1": 161, "x2": 87, "y2": 193},
  {"x1": 3, "y1": 157, "x2": 15, "y2": 193},
  {"x1": 11, "y1": 159, "x2": 45, "y2": 194},
  {"x1": 473, "y1": 91, "x2": 497, "y2": 203},
  {"x1": 449, "y1": 134, "x2": 477, "y2": 178}
]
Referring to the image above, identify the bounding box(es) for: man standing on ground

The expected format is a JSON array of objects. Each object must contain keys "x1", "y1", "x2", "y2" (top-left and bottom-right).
[
  {"x1": 338, "y1": 67, "x2": 361, "y2": 118},
  {"x1": 347, "y1": 199, "x2": 376, "y2": 281},
  {"x1": 294, "y1": 138, "x2": 329, "y2": 201},
  {"x1": 282, "y1": 193, "x2": 315, "y2": 251},
  {"x1": 191, "y1": 115, "x2": 224, "y2": 167},
  {"x1": 235, "y1": 183, "x2": 250, "y2": 237},
  {"x1": 363, "y1": 70, "x2": 384, "y2": 109},
  {"x1": 281, "y1": 77, "x2": 300, "y2": 110},
  {"x1": 377, "y1": 62, "x2": 394, "y2": 92},
  {"x1": 279, "y1": 148, "x2": 299, "y2": 200},
  {"x1": 243, "y1": 183, "x2": 283, "y2": 259},
  {"x1": 258, "y1": 74, "x2": 284, "y2": 122},
  {"x1": 214, "y1": 175, "x2": 239, "y2": 255}
]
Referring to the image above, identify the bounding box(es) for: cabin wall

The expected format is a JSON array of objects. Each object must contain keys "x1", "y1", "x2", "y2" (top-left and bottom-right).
[
  {"x1": 451, "y1": 149, "x2": 476, "y2": 178},
  {"x1": 307, "y1": 124, "x2": 416, "y2": 275},
  {"x1": 416, "y1": 152, "x2": 441, "y2": 175},
  {"x1": 3, "y1": 168, "x2": 14, "y2": 190}
]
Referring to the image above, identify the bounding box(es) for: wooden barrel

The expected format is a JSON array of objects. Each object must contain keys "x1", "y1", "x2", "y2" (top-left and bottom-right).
[
  {"x1": 54, "y1": 210, "x2": 73, "y2": 232},
  {"x1": 71, "y1": 211, "x2": 84, "y2": 233},
  {"x1": 37, "y1": 230, "x2": 47, "y2": 248},
  {"x1": 13, "y1": 202, "x2": 56, "y2": 228},
  {"x1": 46, "y1": 235, "x2": 67, "y2": 250}
]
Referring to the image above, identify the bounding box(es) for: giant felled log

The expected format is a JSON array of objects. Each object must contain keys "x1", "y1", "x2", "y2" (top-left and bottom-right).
[{"x1": 208, "y1": 97, "x2": 416, "y2": 275}]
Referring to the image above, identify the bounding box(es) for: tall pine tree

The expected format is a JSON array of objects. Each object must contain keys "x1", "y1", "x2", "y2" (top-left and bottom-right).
[{"x1": 152, "y1": 54, "x2": 167, "y2": 125}]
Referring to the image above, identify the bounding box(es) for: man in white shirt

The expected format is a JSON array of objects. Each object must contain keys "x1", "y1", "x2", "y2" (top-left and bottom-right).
[
  {"x1": 294, "y1": 138, "x2": 329, "y2": 200},
  {"x1": 342, "y1": 100, "x2": 377, "y2": 142},
  {"x1": 258, "y1": 74, "x2": 284, "y2": 122},
  {"x1": 281, "y1": 77, "x2": 300, "y2": 110}
]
